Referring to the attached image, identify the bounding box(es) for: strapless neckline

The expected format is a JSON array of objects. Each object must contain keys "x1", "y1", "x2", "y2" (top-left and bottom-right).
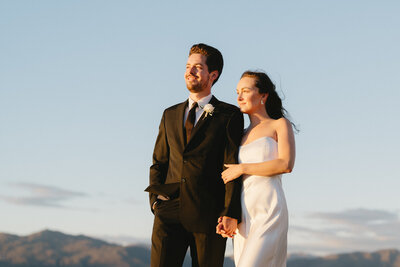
[{"x1": 240, "y1": 136, "x2": 277, "y2": 148}]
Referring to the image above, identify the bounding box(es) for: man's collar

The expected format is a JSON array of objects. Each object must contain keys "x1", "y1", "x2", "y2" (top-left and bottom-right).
[{"x1": 188, "y1": 94, "x2": 213, "y2": 109}]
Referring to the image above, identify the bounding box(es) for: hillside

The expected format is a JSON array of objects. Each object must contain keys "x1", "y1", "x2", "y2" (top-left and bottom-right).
[
  {"x1": 0, "y1": 230, "x2": 399, "y2": 266},
  {"x1": 287, "y1": 249, "x2": 400, "y2": 267},
  {"x1": 0, "y1": 230, "x2": 235, "y2": 267},
  {"x1": 0, "y1": 230, "x2": 149, "y2": 267}
]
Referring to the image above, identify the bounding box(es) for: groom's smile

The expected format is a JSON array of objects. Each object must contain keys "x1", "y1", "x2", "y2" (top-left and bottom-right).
[{"x1": 186, "y1": 74, "x2": 198, "y2": 80}]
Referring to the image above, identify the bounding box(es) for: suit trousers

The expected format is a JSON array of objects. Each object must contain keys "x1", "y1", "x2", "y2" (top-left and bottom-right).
[{"x1": 151, "y1": 198, "x2": 227, "y2": 267}]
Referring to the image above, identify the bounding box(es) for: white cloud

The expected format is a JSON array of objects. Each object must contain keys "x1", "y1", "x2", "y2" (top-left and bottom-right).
[
  {"x1": 313, "y1": 208, "x2": 398, "y2": 225},
  {"x1": 0, "y1": 182, "x2": 87, "y2": 208},
  {"x1": 289, "y1": 208, "x2": 400, "y2": 255}
]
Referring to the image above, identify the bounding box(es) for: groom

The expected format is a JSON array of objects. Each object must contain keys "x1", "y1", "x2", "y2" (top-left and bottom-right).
[{"x1": 146, "y1": 43, "x2": 243, "y2": 267}]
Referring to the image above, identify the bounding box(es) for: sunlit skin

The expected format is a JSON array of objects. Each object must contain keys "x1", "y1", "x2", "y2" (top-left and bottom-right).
[
  {"x1": 216, "y1": 76, "x2": 296, "y2": 238},
  {"x1": 223, "y1": 76, "x2": 295, "y2": 182},
  {"x1": 184, "y1": 53, "x2": 218, "y2": 101},
  {"x1": 184, "y1": 53, "x2": 238, "y2": 237}
]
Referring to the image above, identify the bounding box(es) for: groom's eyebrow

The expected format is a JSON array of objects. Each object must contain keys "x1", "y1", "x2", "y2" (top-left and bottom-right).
[{"x1": 186, "y1": 63, "x2": 204, "y2": 67}]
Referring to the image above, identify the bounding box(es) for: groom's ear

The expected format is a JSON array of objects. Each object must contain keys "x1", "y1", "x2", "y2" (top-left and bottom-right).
[{"x1": 210, "y1": 70, "x2": 219, "y2": 82}]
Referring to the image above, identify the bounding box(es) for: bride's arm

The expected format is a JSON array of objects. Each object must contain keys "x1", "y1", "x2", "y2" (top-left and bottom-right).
[{"x1": 222, "y1": 118, "x2": 295, "y2": 183}]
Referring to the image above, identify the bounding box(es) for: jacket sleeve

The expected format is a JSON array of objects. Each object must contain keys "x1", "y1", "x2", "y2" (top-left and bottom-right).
[
  {"x1": 148, "y1": 111, "x2": 169, "y2": 211},
  {"x1": 220, "y1": 109, "x2": 244, "y2": 222}
]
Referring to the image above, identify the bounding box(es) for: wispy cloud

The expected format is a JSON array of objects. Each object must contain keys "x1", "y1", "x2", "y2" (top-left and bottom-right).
[
  {"x1": 289, "y1": 208, "x2": 400, "y2": 255},
  {"x1": 0, "y1": 182, "x2": 87, "y2": 208},
  {"x1": 313, "y1": 208, "x2": 398, "y2": 225}
]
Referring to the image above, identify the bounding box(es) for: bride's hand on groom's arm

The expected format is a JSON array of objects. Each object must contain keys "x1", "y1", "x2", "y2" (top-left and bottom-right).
[{"x1": 221, "y1": 164, "x2": 244, "y2": 184}]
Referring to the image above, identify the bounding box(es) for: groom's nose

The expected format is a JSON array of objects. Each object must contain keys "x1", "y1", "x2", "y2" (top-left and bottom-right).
[{"x1": 188, "y1": 66, "x2": 197, "y2": 75}]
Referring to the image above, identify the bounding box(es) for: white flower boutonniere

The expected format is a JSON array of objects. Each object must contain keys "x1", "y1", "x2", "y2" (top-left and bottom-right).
[{"x1": 202, "y1": 104, "x2": 215, "y2": 118}]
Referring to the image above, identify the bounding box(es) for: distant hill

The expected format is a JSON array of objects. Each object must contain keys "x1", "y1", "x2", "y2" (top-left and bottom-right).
[
  {"x1": 0, "y1": 230, "x2": 150, "y2": 267},
  {"x1": 0, "y1": 230, "x2": 234, "y2": 267},
  {"x1": 0, "y1": 230, "x2": 399, "y2": 266},
  {"x1": 287, "y1": 249, "x2": 400, "y2": 267}
]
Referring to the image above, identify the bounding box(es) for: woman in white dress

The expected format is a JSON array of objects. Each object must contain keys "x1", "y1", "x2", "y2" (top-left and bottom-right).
[{"x1": 217, "y1": 71, "x2": 296, "y2": 267}]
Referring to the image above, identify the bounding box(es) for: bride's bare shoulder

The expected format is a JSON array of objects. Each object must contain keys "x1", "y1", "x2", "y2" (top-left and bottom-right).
[
  {"x1": 274, "y1": 117, "x2": 290, "y2": 126},
  {"x1": 272, "y1": 118, "x2": 293, "y2": 134}
]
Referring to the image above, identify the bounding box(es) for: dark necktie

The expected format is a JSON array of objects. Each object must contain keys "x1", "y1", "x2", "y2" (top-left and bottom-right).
[{"x1": 185, "y1": 102, "x2": 198, "y2": 144}]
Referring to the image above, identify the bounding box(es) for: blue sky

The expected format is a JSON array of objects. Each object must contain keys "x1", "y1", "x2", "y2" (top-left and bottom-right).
[{"x1": 1, "y1": 0, "x2": 399, "y2": 255}]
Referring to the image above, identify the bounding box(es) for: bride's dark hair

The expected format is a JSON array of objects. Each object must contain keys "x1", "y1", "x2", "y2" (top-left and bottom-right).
[{"x1": 241, "y1": 70, "x2": 298, "y2": 131}]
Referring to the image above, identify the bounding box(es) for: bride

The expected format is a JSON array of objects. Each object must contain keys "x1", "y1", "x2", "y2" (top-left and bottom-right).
[{"x1": 217, "y1": 71, "x2": 296, "y2": 267}]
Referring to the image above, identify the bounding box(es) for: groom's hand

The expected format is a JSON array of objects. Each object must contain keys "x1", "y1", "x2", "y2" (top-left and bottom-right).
[
  {"x1": 152, "y1": 195, "x2": 170, "y2": 210},
  {"x1": 216, "y1": 216, "x2": 237, "y2": 238},
  {"x1": 216, "y1": 223, "x2": 233, "y2": 238},
  {"x1": 222, "y1": 216, "x2": 237, "y2": 235}
]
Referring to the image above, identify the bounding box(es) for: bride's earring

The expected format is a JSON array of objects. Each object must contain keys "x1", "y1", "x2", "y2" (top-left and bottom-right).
[{"x1": 261, "y1": 99, "x2": 264, "y2": 105}]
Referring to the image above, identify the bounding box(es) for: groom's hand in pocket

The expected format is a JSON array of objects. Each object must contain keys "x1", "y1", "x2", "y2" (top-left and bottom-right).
[{"x1": 152, "y1": 195, "x2": 170, "y2": 210}]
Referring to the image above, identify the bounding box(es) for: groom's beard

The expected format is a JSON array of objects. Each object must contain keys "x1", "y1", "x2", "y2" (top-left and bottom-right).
[
  {"x1": 185, "y1": 75, "x2": 209, "y2": 93},
  {"x1": 186, "y1": 82, "x2": 205, "y2": 93}
]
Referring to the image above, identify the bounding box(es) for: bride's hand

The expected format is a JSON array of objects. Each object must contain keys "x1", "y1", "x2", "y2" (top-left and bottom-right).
[
  {"x1": 216, "y1": 216, "x2": 237, "y2": 238},
  {"x1": 222, "y1": 164, "x2": 243, "y2": 184}
]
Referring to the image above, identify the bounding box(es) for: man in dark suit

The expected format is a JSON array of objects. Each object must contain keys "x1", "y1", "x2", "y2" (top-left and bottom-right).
[{"x1": 146, "y1": 43, "x2": 243, "y2": 267}]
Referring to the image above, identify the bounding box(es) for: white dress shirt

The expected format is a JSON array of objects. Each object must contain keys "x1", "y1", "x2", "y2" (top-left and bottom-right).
[{"x1": 183, "y1": 94, "x2": 213, "y2": 127}]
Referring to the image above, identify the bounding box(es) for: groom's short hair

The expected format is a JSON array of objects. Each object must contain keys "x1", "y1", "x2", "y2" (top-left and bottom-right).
[{"x1": 189, "y1": 43, "x2": 223, "y2": 85}]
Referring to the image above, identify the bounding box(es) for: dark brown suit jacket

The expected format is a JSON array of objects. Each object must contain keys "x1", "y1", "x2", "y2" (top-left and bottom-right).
[{"x1": 146, "y1": 96, "x2": 243, "y2": 233}]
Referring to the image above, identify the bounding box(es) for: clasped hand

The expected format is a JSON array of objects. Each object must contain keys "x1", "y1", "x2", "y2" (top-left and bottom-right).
[{"x1": 216, "y1": 216, "x2": 237, "y2": 238}]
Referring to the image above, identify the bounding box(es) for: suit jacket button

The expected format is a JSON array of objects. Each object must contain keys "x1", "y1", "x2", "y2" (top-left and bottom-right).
[
  {"x1": 182, "y1": 178, "x2": 186, "y2": 182},
  {"x1": 183, "y1": 160, "x2": 187, "y2": 164}
]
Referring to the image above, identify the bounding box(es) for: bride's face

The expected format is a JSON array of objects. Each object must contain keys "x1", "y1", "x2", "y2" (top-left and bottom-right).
[{"x1": 236, "y1": 76, "x2": 265, "y2": 114}]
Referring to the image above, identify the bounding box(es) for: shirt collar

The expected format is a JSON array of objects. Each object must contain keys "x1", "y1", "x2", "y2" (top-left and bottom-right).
[{"x1": 188, "y1": 94, "x2": 213, "y2": 109}]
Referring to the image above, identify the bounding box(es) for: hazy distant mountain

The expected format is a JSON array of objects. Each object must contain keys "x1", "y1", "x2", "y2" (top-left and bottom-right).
[
  {"x1": 0, "y1": 230, "x2": 399, "y2": 266},
  {"x1": 0, "y1": 230, "x2": 234, "y2": 267},
  {"x1": 287, "y1": 249, "x2": 400, "y2": 267},
  {"x1": 0, "y1": 230, "x2": 150, "y2": 267}
]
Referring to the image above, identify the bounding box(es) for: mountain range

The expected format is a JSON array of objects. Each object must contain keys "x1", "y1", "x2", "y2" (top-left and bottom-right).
[{"x1": 0, "y1": 230, "x2": 399, "y2": 266}]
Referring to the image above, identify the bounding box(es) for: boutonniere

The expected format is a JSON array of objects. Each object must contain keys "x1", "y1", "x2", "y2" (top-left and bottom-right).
[{"x1": 201, "y1": 104, "x2": 215, "y2": 118}]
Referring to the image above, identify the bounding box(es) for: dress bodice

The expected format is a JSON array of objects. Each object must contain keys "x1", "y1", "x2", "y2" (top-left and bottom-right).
[
  {"x1": 239, "y1": 136, "x2": 278, "y2": 162},
  {"x1": 239, "y1": 136, "x2": 280, "y2": 181}
]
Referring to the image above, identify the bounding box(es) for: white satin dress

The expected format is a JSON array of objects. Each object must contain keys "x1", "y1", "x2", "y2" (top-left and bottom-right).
[{"x1": 233, "y1": 136, "x2": 288, "y2": 267}]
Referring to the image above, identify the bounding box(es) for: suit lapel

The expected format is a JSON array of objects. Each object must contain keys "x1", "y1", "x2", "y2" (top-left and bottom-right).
[
  {"x1": 175, "y1": 100, "x2": 188, "y2": 151},
  {"x1": 186, "y1": 96, "x2": 220, "y2": 147}
]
